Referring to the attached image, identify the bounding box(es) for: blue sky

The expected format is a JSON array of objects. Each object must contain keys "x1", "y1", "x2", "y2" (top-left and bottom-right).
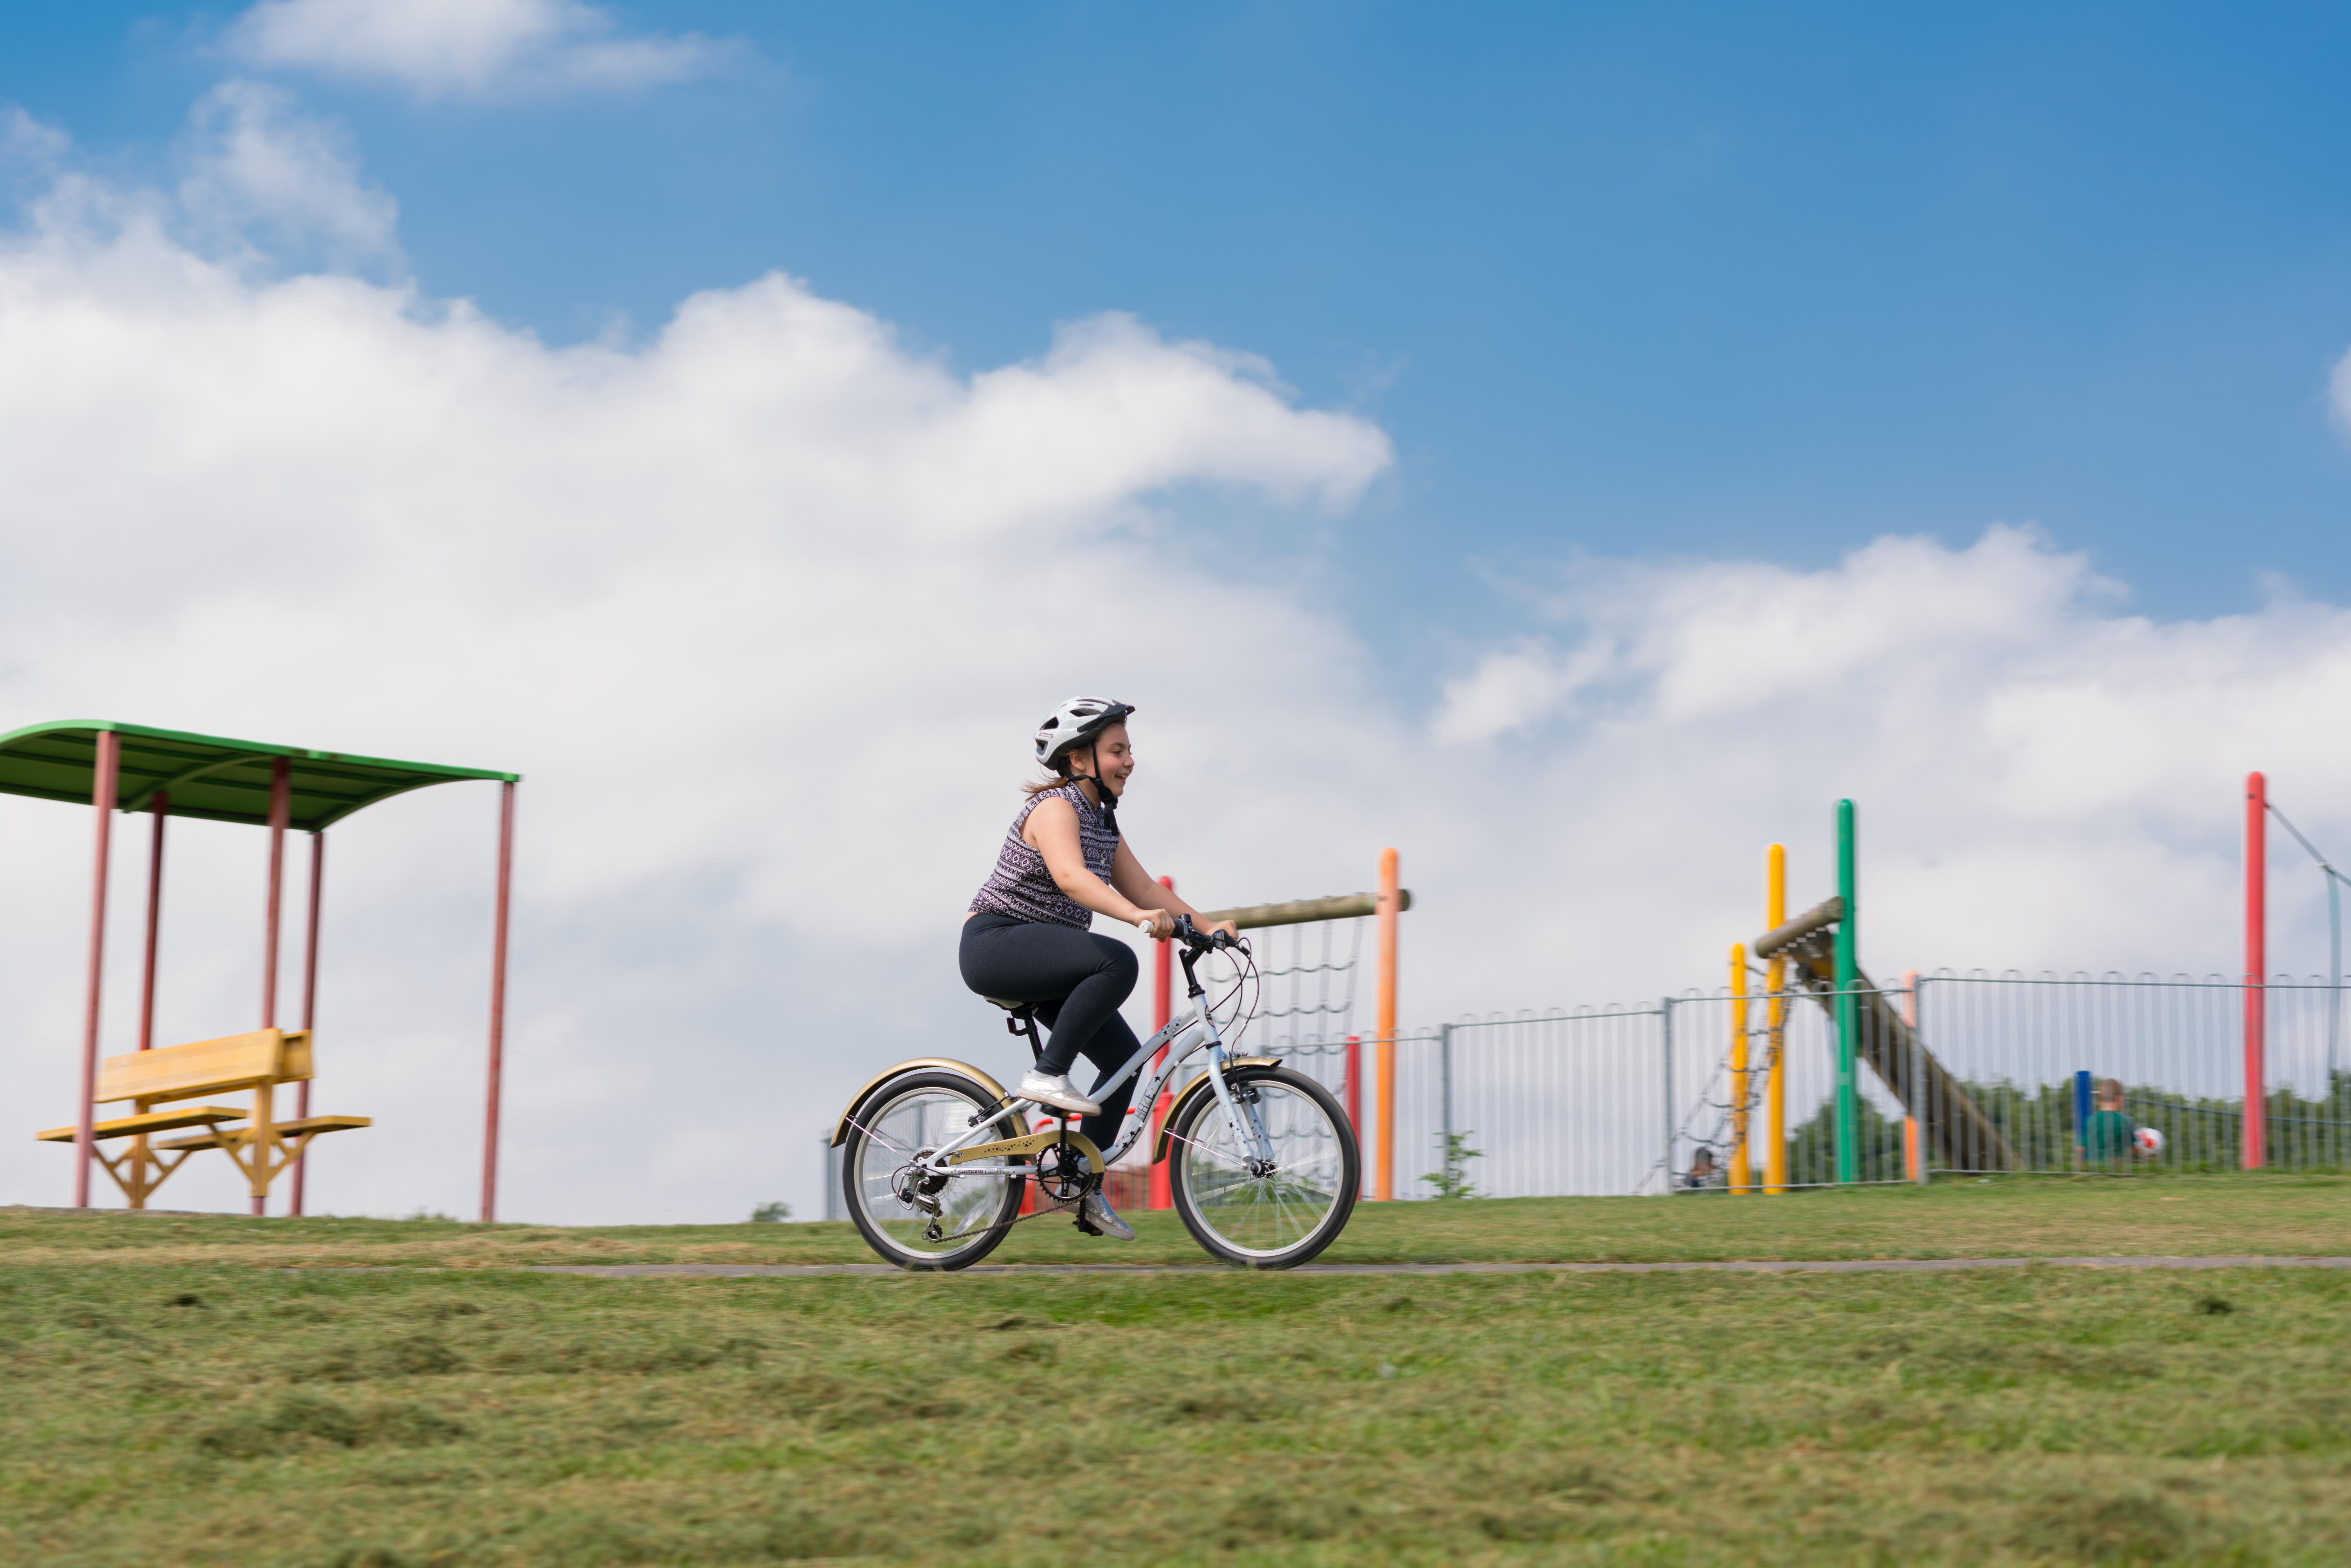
[{"x1": 17, "y1": 2, "x2": 2351, "y2": 638}]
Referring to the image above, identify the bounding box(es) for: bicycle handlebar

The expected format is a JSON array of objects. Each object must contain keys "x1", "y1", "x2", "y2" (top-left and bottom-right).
[{"x1": 1171, "y1": 912, "x2": 1242, "y2": 953}]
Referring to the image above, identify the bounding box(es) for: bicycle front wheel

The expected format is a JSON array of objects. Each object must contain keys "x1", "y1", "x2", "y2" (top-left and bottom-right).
[
  {"x1": 842, "y1": 1069, "x2": 1023, "y2": 1271},
  {"x1": 1168, "y1": 1064, "x2": 1358, "y2": 1268}
]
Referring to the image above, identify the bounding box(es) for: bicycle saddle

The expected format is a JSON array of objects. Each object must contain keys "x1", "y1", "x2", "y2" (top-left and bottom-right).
[{"x1": 982, "y1": 996, "x2": 1028, "y2": 1012}]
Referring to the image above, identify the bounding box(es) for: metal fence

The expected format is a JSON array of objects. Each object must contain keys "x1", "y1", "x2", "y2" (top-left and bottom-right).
[{"x1": 1248, "y1": 971, "x2": 2351, "y2": 1199}]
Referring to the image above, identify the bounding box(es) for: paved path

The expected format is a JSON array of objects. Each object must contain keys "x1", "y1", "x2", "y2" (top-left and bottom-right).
[{"x1": 532, "y1": 1255, "x2": 2351, "y2": 1279}]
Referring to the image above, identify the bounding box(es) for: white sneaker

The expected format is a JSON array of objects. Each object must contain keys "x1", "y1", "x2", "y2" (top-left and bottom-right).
[
  {"x1": 1017, "y1": 1070, "x2": 1101, "y2": 1116},
  {"x1": 1079, "y1": 1189, "x2": 1135, "y2": 1241}
]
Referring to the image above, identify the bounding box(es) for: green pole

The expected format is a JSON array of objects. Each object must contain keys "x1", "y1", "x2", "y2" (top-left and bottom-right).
[{"x1": 1833, "y1": 799, "x2": 1859, "y2": 1183}]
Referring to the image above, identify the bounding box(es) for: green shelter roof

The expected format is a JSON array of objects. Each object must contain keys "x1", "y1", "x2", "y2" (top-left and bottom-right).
[{"x1": 0, "y1": 721, "x2": 518, "y2": 832}]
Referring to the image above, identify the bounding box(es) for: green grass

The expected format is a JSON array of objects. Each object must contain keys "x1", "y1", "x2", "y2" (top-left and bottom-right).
[
  {"x1": 7, "y1": 1179, "x2": 2351, "y2": 1564},
  {"x1": 8, "y1": 1261, "x2": 2351, "y2": 1564}
]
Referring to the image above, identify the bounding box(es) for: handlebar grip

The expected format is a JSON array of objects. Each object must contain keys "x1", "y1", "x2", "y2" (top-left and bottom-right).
[{"x1": 1135, "y1": 918, "x2": 1155, "y2": 936}]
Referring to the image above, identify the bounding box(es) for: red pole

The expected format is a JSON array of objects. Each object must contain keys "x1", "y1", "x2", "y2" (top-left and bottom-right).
[
  {"x1": 290, "y1": 831, "x2": 324, "y2": 1217},
  {"x1": 481, "y1": 782, "x2": 516, "y2": 1225},
  {"x1": 1344, "y1": 1034, "x2": 1361, "y2": 1136},
  {"x1": 262, "y1": 759, "x2": 289, "y2": 1029},
  {"x1": 1148, "y1": 874, "x2": 1174, "y2": 1210},
  {"x1": 72, "y1": 731, "x2": 120, "y2": 1209},
  {"x1": 255, "y1": 757, "x2": 290, "y2": 1217},
  {"x1": 138, "y1": 794, "x2": 166, "y2": 1052},
  {"x1": 2246, "y1": 771, "x2": 2267, "y2": 1170}
]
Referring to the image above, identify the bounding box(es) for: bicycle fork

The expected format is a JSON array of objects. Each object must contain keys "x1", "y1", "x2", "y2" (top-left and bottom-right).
[{"x1": 1201, "y1": 1046, "x2": 1279, "y2": 1171}]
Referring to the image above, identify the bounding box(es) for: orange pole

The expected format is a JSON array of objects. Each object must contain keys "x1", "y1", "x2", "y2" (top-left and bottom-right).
[{"x1": 1375, "y1": 847, "x2": 1399, "y2": 1201}]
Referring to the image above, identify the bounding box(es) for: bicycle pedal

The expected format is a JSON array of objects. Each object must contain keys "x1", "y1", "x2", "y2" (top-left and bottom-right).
[{"x1": 1073, "y1": 1216, "x2": 1103, "y2": 1237}]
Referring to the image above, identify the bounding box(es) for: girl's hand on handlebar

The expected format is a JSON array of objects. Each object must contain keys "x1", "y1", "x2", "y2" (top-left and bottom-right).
[
  {"x1": 1136, "y1": 908, "x2": 1177, "y2": 940},
  {"x1": 1205, "y1": 919, "x2": 1241, "y2": 946}
]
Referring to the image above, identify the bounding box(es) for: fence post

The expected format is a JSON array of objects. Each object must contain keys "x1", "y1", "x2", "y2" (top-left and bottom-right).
[
  {"x1": 1833, "y1": 800, "x2": 1860, "y2": 1184},
  {"x1": 1661, "y1": 998, "x2": 1676, "y2": 1192},
  {"x1": 2245, "y1": 772, "x2": 2267, "y2": 1169},
  {"x1": 2069, "y1": 1069, "x2": 2089, "y2": 1169},
  {"x1": 1439, "y1": 1023, "x2": 1454, "y2": 1194},
  {"x1": 1765, "y1": 844, "x2": 1788, "y2": 1195}
]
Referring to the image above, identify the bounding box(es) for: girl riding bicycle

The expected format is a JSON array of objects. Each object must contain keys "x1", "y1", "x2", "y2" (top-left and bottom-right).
[{"x1": 960, "y1": 696, "x2": 1239, "y2": 1240}]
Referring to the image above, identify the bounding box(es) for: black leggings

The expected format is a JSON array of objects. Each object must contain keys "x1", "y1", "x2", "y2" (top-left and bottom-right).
[{"x1": 960, "y1": 912, "x2": 1140, "y2": 1153}]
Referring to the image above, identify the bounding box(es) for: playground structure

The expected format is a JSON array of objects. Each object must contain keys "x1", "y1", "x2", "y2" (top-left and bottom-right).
[
  {"x1": 838, "y1": 777, "x2": 2349, "y2": 1216},
  {"x1": 1736, "y1": 802, "x2": 2020, "y2": 1187},
  {"x1": 1393, "y1": 775, "x2": 2351, "y2": 1200},
  {"x1": 12, "y1": 721, "x2": 519, "y2": 1218},
  {"x1": 1145, "y1": 849, "x2": 1410, "y2": 1203}
]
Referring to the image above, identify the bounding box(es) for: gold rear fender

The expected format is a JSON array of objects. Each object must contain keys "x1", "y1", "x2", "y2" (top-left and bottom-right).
[{"x1": 830, "y1": 1059, "x2": 1012, "y2": 1147}]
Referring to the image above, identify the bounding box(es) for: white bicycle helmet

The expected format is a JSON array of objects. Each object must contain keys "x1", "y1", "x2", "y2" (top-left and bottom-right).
[
  {"x1": 1033, "y1": 696, "x2": 1136, "y2": 836},
  {"x1": 1033, "y1": 696, "x2": 1135, "y2": 767}
]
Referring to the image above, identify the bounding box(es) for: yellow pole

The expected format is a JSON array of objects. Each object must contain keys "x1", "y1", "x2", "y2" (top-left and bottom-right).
[
  {"x1": 1729, "y1": 943, "x2": 1751, "y2": 1193},
  {"x1": 1375, "y1": 846, "x2": 1399, "y2": 1201},
  {"x1": 1764, "y1": 844, "x2": 1788, "y2": 1194}
]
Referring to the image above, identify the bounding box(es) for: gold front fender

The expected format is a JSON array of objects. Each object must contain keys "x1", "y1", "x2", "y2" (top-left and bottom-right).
[
  {"x1": 1150, "y1": 1058, "x2": 1282, "y2": 1164},
  {"x1": 830, "y1": 1059, "x2": 1012, "y2": 1147}
]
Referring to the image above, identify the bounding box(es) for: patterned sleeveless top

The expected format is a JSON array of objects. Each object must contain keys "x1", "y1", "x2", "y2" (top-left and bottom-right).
[{"x1": 969, "y1": 781, "x2": 1119, "y2": 929}]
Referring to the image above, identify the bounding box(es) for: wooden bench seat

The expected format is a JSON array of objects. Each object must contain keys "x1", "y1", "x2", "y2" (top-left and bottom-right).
[
  {"x1": 40, "y1": 1027, "x2": 366, "y2": 1210},
  {"x1": 35, "y1": 1106, "x2": 250, "y2": 1143},
  {"x1": 156, "y1": 1115, "x2": 371, "y2": 1152}
]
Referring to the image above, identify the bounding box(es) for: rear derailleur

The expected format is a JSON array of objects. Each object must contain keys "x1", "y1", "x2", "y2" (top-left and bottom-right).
[{"x1": 894, "y1": 1161, "x2": 949, "y2": 1241}]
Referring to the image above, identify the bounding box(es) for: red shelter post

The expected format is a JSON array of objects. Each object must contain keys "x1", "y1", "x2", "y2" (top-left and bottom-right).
[
  {"x1": 2246, "y1": 771, "x2": 2268, "y2": 1170},
  {"x1": 1148, "y1": 875, "x2": 1174, "y2": 1210},
  {"x1": 138, "y1": 795, "x2": 166, "y2": 1053},
  {"x1": 481, "y1": 781, "x2": 517, "y2": 1224},
  {"x1": 72, "y1": 730, "x2": 121, "y2": 1209},
  {"x1": 255, "y1": 758, "x2": 291, "y2": 1216},
  {"x1": 291, "y1": 831, "x2": 324, "y2": 1216}
]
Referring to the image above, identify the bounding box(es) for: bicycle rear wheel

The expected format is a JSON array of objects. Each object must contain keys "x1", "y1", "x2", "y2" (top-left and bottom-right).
[
  {"x1": 842, "y1": 1069, "x2": 1023, "y2": 1271},
  {"x1": 1168, "y1": 1064, "x2": 1358, "y2": 1269}
]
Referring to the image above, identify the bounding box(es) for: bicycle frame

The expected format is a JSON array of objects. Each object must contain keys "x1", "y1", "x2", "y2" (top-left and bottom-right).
[{"x1": 911, "y1": 949, "x2": 1275, "y2": 1179}]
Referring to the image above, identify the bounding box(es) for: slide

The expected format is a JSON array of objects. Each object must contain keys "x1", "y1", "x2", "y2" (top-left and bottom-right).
[{"x1": 1755, "y1": 898, "x2": 2019, "y2": 1172}]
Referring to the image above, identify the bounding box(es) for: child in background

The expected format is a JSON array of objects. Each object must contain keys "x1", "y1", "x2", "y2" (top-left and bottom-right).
[{"x1": 2079, "y1": 1077, "x2": 2139, "y2": 1167}]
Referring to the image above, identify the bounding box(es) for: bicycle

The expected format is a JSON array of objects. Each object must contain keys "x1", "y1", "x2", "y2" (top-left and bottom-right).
[{"x1": 831, "y1": 915, "x2": 1360, "y2": 1270}]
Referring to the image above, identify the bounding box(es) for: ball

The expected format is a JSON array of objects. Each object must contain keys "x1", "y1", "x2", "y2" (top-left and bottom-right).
[{"x1": 2134, "y1": 1126, "x2": 2166, "y2": 1156}]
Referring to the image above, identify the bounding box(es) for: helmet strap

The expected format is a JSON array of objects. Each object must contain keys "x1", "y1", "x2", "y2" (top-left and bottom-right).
[
  {"x1": 1091, "y1": 739, "x2": 1119, "y2": 837},
  {"x1": 1066, "y1": 740, "x2": 1118, "y2": 837}
]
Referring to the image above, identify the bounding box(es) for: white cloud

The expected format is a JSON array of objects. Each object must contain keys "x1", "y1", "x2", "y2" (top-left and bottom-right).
[
  {"x1": 0, "y1": 104, "x2": 2348, "y2": 1225},
  {"x1": 226, "y1": 0, "x2": 729, "y2": 99},
  {"x1": 176, "y1": 81, "x2": 400, "y2": 270}
]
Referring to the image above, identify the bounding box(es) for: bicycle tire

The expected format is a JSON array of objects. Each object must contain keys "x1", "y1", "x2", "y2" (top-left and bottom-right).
[
  {"x1": 842, "y1": 1069, "x2": 1024, "y2": 1271},
  {"x1": 1168, "y1": 1063, "x2": 1359, "y2": 1269}
]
